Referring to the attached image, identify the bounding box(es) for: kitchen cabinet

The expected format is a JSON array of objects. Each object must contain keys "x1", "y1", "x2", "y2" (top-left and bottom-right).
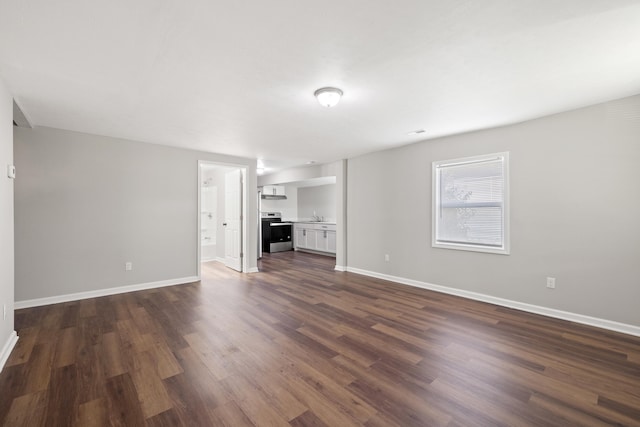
[
  {"x1": 295, "y1": 227, "x2": 317, "y2": 250},
  {"x1": 326, "y1": 230, "x2": 336, "y2": 253},
  {"x1": 306, "y1": 229, "x2": 318, "y2": 250},
  {"x1": 294, "y1": 226, "x2": 307, "y2": 249},
  {"x1": 294, "y1": 223, "x2": 336, "y2": 255},
  {"x1": 263, "y1": 185, "x2": 286, "y2": 196}
]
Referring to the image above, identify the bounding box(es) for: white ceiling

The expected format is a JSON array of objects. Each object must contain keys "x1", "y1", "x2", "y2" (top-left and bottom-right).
[{"x1": 2, "y1": 1, "x2": 640, "y2": 172}]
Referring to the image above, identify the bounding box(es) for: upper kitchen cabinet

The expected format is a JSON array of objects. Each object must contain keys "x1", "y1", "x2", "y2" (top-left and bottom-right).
[{"x1": 262, "y1": 185, "x2": 287, "y2": 200}]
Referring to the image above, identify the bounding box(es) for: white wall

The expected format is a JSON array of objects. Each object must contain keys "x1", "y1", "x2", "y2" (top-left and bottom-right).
[
  {"x1": 347, "y1": 95, "x2": 640, "y2": 328},
  {"x1": 297, "y1": 184, "x2": 336, "y2": 222},
  {"x1": 0, "y1": 77, "x2": 16, "y2": 368},
  {"x1": 260, "y1": 185, "x2": 298, "y2": 221},
  {"x1": 14, "y1": 126, "x2": 257, "y2": 303}
]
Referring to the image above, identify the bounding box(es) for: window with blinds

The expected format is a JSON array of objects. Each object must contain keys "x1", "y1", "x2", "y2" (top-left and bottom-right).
[{"x1": 432, "y1": 152, "x2": 510, "y2": 254}]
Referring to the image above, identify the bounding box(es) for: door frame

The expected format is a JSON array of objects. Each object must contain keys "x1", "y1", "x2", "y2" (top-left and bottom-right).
[{"x1": 197, "y1": 160, "x2": 248, "y2": 278}]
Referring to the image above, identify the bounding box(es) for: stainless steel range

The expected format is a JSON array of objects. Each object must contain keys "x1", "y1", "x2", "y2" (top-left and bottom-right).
[{"x1": 261, "y1": 212, "x2": 293, "y2": 253}]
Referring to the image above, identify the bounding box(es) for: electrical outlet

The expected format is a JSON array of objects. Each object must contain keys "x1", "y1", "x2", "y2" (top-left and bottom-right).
[
  {"x1": 546, "y1": 277, "x2": 556, "y2": 289},
  {"x1": 125, "y1": 262, "x2": 133, "y2": 271},
  {"x1": 384, "y1": 254, "x2": 390, "y2": 262}
]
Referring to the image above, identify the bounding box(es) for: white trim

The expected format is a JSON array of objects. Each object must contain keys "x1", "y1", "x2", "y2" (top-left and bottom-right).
[
  {"x1": 197, "y1": 162, "x2": 203, "y2": 279},
  {"x1": 0, "y1": 331, "x2": 18, "y2": 372},
  {"x1": 246, "y1": 267, "x2": 259, "y2": 273},
  {"x1": 200, "y1": 257, "x2": 216, "y2": 263},
  {"x1": 15, "y1": 276, "x2": 199, "y2": 309},
  {"x1": 432, "y1": 151, "x2": 510, "y2": 255},
  {"x1": 334, "y1": 265, "x2": 347, "y2": 272},
  {"x1": 346, "y1": 267, "x2": 640, "y2": 337}
]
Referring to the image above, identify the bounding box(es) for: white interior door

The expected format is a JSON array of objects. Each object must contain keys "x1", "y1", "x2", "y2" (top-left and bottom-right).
[{"x1": 224, "y1": 169, "x2": 243, "y2": 271}]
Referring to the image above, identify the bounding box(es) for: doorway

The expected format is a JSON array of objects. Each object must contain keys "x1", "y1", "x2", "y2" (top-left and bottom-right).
[{"x1": 198, "y1": 161, "x2": 247, "y2": 276}]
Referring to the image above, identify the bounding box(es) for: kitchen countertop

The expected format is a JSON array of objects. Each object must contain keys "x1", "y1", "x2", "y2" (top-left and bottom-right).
[{"x1": 292, "y1": 221, "x2": 336, "y2": 225}]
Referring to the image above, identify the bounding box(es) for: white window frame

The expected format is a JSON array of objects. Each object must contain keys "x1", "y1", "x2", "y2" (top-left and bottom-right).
[{"x1": 432, "y1": 152, "x2": 510, "y2": 255}]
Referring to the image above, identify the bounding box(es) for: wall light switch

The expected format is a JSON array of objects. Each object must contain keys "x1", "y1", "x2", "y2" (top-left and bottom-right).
[{"x1": 7, "y1": 165, "x2": 16, "y2": 179}]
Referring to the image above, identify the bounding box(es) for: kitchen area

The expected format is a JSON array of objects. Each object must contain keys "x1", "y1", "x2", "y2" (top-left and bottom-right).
[{"x1": 259, "y1": 177, "x2": 337, "y2": 258}]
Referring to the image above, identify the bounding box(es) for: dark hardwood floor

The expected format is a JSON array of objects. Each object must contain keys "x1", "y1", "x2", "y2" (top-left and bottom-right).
[{"x1": 2, "y1": 251, "x2": 640, "y2": 426}]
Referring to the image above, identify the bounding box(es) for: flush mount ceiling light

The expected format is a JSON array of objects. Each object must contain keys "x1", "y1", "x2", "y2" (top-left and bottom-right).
[
  {"x1": 408, "y1": 129, "x2": 426, "y2": 135},
  {"x1": 314, "y1": 87, "x2": 343, "y2": 107}
]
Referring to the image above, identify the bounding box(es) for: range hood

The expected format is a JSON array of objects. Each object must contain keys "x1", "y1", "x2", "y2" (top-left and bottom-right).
[{"x1": 261, "y1": 185, "x2": 287, "y2": 200}]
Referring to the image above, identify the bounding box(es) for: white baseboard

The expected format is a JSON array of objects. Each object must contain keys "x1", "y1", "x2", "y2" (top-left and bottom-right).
[
  {"x1": 346, "y1": 267, "x2": 640, "y2": 338},
  {"x1": 246, "y1": 267, "x2": 259, "y2": 273},
  {"x1": 15, "y1": 276, "x2": 200, "y2": 309},
  {"x1": 334, "y1": 265, "x2": 347, "y2": 272},
  {"x1": 296, "y1": 248, "x2": 336, "y2": 258},
  {"x1": 0, "y1": 331, "x2": 18, "y2": 372},
  {"x1": 200, "y1": 257, "x2": 216, "y2": 263}
]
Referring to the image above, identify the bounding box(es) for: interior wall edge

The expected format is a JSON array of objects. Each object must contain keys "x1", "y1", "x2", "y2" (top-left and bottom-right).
[{"x1": 0, "y1": 75, "x2": 15, "y2": 364}]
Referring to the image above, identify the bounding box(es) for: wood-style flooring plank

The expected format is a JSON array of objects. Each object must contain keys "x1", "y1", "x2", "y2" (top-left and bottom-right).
[
  {"x1": 221, "y1": 374, "x2": 291, "y2": 427},
  {"x1": 42, "y1": 364, "x2": 79, "y2": 427},
  {"x1": 99, "y1": 331, "x2": 127, "y2": 379},
  {"x1": 210, "y1": 401, "x2": 256, "y2": 427},
  {"x1": 2, "y1": 391, "x2": 47, "y2": 427},
  {"x1": 20, "y1": 343, "x2": 53, "y2": 395},
  {"x1": 289, "y1": 410, "x2": 330, "y2": 427},
  {"x1": 77, "y1": 398, "x2": 108, "y2": 427},
  {"x1": 104, "y1": 373, "x2": 146, "y2": 427},
  {"x1": 53, "y1": 327, "x2": 77, "y2": 369},
  {"x1": 128, "y1": 351, "x2": 174, "y2": 419},
  {"x1": 145, "y1": 408, "x2": 182, "y2": 427}
]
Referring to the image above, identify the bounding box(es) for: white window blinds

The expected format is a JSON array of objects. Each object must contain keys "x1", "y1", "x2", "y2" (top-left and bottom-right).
[{"x1": 433, "y1": 153, "x2": 509, "y2": 254}]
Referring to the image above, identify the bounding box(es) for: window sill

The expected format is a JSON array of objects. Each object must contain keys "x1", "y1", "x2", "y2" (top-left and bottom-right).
[{"x1": 432, "y1": 241, "x2": 510, "y2": 255}]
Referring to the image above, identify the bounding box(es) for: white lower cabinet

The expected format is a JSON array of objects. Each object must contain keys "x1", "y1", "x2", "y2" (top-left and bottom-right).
[
  {"x1": 294, "y1": 223, "x2": 336, "y2": 255},
  {"x1": 326, "y1": 230, "x2": 336, "y2": 253},
  {"x1": 294, "y1": 227, "x2": 307, "y2": 249},
  {"x1": 306, "y1": 229, "x2": 318, "y2": 250}
]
